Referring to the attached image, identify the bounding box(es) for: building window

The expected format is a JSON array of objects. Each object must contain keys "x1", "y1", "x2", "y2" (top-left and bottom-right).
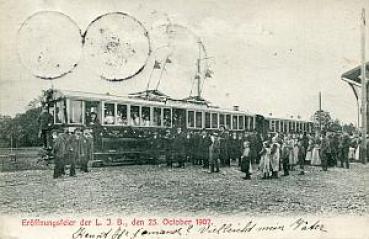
[
  {"x1": 117, "y1": 104, "x2": 128, "y2": 126},
  {"x1": 153, "y1": 107, "x2": 162, "y2": 127},
  {"x1": 196, "y1": 112, "x2": 203, "y2": 128},
  {"x1": 69, "y1": 100, "x2": 83, "y2": 124}
]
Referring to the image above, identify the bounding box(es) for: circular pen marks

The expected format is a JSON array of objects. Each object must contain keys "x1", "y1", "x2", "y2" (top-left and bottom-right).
[
  {"x1": 83, "y1": 12, "x2": 151, "y2": 81},
  {"x1": 17, "y1": 11, "x2": 82, "y2": 80}
]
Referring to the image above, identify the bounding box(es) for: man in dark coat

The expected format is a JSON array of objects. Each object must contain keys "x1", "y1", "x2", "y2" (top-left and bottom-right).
[
  {"x1": 199, "y1": 130, "x2": 209, "y2": 168},
  {"x1": 248, "y1": 131, "x2": 259, "y2": 165},
  {"x1": 66, "y1": 129, "x2": 79, "y2": 176},
  {"x1": 163, "y1": 130, "x2": 173, "y2": 167},
  {"x1": 281, "y1": 142, "x2": 290, "y2": 176},
  {"x1": 37, "y1": 106, "x2": 54, "y2": 149},
  {"x1": 192, "y1": 132, "x2": 201, "y2": 165},
  {"x1": 330, "y1": 133, "x2": 339, "y2": 167},
  {"x1": 340, "y1": 133, "x2": 350, "y2": 169},
  {"x1": 219, "y1": 126, "x2": 230, "y2": 166},
  {"x1": 52, "y1": 130, "x2": 68, "y2": 179},
  {"x1": 209, "y1": 132, "x2": 220, "y2": 173},
  {"x1": 79, "y1": 129, "x2": 93, "y2": 172},
  {"x1": 320, "y1": 132, "x2": 330, "y2": 171},
  {"x1": 301, "y1": 132, "x2": 309, "y2": 161},
  {"x1": 172, "y1": 127, "x2": 186, "y2": 168}
]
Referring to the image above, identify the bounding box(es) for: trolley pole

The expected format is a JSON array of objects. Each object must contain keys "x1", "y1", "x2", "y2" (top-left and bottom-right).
[
  {"x1": 360, "y1": 8, "x2": 367, "y2": 164},
  {"x1": 319, "y1": 91, "x2": 322, "y2": 132}
]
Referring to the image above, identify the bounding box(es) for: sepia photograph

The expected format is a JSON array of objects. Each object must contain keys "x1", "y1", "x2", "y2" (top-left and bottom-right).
[{"x1": 0, "y1": 0, "x2": 369, "y2": 238}]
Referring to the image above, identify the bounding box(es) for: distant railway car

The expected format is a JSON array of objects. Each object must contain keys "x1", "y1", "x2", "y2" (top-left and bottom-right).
[{"x1": 42, "y1": 89, "x2": 258, "y2": 165}]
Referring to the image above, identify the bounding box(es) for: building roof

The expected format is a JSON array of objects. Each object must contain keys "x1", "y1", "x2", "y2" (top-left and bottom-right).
[{"x1": 341, "y1": 62, "x2": 369, "y2": 86}]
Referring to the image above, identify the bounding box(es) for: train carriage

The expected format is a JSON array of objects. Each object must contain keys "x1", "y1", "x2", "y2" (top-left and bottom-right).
[{"x1": 43, "y1": 89, "x2": 260, "y2": 165}]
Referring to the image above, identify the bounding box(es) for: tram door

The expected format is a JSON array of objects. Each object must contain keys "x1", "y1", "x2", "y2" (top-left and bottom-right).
[{"x1": 172, "y1": 108, "x2": 186, "y2": 129}]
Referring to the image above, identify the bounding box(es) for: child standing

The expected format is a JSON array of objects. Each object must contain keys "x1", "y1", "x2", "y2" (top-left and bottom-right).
[{"x1": 241, "y1": 141, "x2": 252, "y2": 180}]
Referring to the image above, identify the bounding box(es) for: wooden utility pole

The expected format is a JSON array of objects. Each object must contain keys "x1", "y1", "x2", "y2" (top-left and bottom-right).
[{"x1": 360, "y1": 8, "x2": 367, "y2": 164}]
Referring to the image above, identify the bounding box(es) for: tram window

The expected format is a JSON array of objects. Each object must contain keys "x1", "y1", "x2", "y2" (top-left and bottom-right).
[
  {"x1": 271, "y1": 120, "x2": 275, "y2": 132},
  {"x1": 85, "y1": 101, "x2": 100, "y2": 125},
  {"x1": 275, "y1": 120, "x2": 279, "y2": 132},
  {"x1": 232, "y1": 115, "x2": 238, "y2": 130},
  {"x1": 130, "y1": 106, "x2": 140, "y2": 126},
  {"x1": 141, "y1": 107, "x2": 151, "y2": 126},
  {"x1": 284, "y1": 121, "x2": 288, "y2": 132},
  {"x1": 211, "y1": 113, "x2": 218, "y2": 128},
  {"x1": 205, "y1": 112, "x2": 211, "y2": 128},
  {"x1": 55, "y1": 101, "x2": 66, "y2": 123},
  {"x1": 280, "y1": 121, "x2": 284, "y2": 132},
  {"x1": 196, "y1": 112, "x2": 203, "y2": 128},
  {"x1": 188, "y1": 111, "x2": 195, "y2": 128},
  {"x1": 219, "y1": 114, "x2": 225, "y2": 128},
  {"x1": 249, "y1": 117, "x2": 254, "y2": 130},
  {"x1": 153, "y1": 107, "x2": 162, "y2": 127},
  {"x1": 163, "y1": 108, "x2": 171, "y2": 127},
  {"x1": 239, "y1": 116, "x2": 244, "y2": 130},
  {"x1": 117, "y1": 104, "x2": 128, "y2": 126},
  {"x1": 103, "y1": 103, "x2": 115, "y2": 125},
  {"x1": 69, "y1": 100, "x2": 83, "y2": 124},
  {"x1": 226, "y1": 115, "x2": 231, "y2": 129}
]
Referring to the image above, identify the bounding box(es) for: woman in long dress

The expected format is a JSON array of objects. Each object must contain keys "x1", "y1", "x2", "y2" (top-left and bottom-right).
[
  {"x1": 288, "y1": 138, "x2": 296, "y2": 170},
  {"x1": 259, "y1": 142, "x2": 271, "y2": 179},
  {"x1": 311, "y1": 137, "x2": 321, "y2": 166},
  {"x1": 305, "y1": 138, "x2": 314, "y2": 164},
  {"x1": 270, "y1": 142, "x2": 280, "y2": 178}
]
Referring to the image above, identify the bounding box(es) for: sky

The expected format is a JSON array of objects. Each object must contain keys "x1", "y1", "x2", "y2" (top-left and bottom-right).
[{"x1": 0, "y1": 0, "x2": 369, "y2": 125}]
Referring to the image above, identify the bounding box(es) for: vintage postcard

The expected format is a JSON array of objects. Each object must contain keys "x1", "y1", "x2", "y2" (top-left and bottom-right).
[{"x1": 0, "y1": 0, "x2": 369, "y2": 238}]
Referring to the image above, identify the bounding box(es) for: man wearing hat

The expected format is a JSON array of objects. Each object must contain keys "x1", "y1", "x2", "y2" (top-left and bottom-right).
[
  {"x1": 80, "y1": 128, "x2": 93, "y2": 172},
  {"x1": 340, "y1": 133, "x2": 350, "y2": 169},
  {"x1": 209, "y1": 132, "x2": 220, "y2": 173},
  {"x1": 320, "y1": 131, "x2": 330, "y2": 171},
  {"x1": 219, "y1": 126, "x2": 230, "y2": 166},
  {"x1": 52, "y1": 129, "x2": 68, "y2": 178},
  {"x1": 172, "y1": 127, "x2": 186, "y2": 168},
  {"x1": 37, "y1": 105, "x2": 54, "y2": 149}
]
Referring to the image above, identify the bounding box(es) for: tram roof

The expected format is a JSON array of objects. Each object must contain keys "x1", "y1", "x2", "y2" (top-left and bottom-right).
[
  {"x1": 50, "y1": 89, "x2": 256, "y2": 116},
  {"x1": 265, "y1": 115, "x2": 313, "y2": 123}
]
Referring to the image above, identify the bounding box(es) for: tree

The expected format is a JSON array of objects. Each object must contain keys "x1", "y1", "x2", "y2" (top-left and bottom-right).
[
  {"x1": 312, "y1": 110, "x2": 332, "y2": 131},
  {"x1": 342, "y1": 123, "x2": 358, "y2": 135},
  {"x1": 0, "y1": 96, "x2": 43, "y2": 148}
]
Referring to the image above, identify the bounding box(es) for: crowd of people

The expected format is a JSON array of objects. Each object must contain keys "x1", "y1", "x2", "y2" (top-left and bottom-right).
[
  {"x1": 52, "y1": 128, "x2": 93, "y2": 178},
  {"x1": 160, "y1": 126, "x2": 360, "y2": 180},
  {"x1": 49, "y1": 122, "x2": 363, "y2": 180}
]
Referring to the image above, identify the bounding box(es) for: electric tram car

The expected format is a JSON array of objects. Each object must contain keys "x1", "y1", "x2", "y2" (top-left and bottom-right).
[{"x1": 42, "y1": 89, "x2": 314, "y2": 165}]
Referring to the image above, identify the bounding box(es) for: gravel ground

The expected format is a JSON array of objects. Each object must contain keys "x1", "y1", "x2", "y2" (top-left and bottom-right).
[{"x1": 0, "y1": 161, "x2": 368, "y2": 216}]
